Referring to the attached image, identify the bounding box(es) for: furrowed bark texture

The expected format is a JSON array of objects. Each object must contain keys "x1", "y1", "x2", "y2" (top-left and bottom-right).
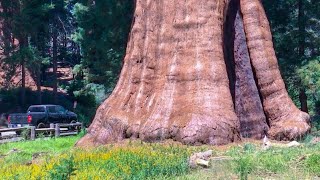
[
  {"x1": 234, "y1": 12, "x2": 269, "y2": 139},
  {"x1": 240, "y1": 0, "x2": 310, "y2": 140},
  {"x1": 77, "y1": 0, "x2": 310, "y2": 147}
]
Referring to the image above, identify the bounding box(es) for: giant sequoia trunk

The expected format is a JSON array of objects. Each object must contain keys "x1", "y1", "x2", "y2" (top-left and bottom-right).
[{"x1": 77, "y1": 0, "x2": 310, "y2": 147}]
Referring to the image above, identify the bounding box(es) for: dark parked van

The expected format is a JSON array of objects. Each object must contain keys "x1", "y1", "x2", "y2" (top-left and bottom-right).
[{"x1": 8, "y1": 105, "x2": 77, "y2": 128}]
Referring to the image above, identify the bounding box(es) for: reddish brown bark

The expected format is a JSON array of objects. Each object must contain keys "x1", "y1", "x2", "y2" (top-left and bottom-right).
[
  {"x1": 76, "y1": 0, "x2": 310, "y2": 147},
  {"x1": 240, "y1": 0, "x2": 310, "y2": 140}
]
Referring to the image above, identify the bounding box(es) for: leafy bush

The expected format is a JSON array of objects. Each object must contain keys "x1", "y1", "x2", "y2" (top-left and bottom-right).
[
  {"x1": 233, "y1": 155, "x2": 255, "y2": 180},
  {"x1": 243, "y1": 143, "x2": 256, "y2": 153},
  {"x1": 311, "y1": 115, "x2": 320, "y2": 132},
  {"x1": 36, "y1": 132, "x2": 45, "y2": 139},
  {"x1": 297, "y1": 58, "x2": 320, "y2": 115},
  {"x1": 48, "y1": 156, "x2": 76, "y2": 180},
  {"x1": 21, "y1": 128, "x2": 31, "y2": 140},
  {"x1": 64, "y1": 78, "x2": 107, "y2": 126}
]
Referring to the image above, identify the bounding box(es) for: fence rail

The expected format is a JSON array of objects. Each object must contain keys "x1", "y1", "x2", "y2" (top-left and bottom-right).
[{"x1": 0, "y1": 122, "x2": 83, "y2": 141}]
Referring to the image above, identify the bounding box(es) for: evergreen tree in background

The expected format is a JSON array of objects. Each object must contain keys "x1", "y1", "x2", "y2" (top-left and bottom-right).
[
  {"x1": 0, "y1": 0, "x2": 79, "y2": 107},
  {"x1": 264, "y1": 0, "x2": 320, "y2": 115},
  {"x1": 1, "y1": 0, "x2": 51, "y2": 106},
  {"x1": 72, "y1": 0, "x2": 133, "y2": 91}
]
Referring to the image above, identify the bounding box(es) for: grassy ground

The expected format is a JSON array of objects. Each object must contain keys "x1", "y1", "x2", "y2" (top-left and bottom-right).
[
  {"x1": 0, "y1": 135, "x2": 80, "y2": 165},
  {"x1": 177, "y1": 139, "x2": 320, "y2": 180},
  {"x1": 0, "y1": 135, "x2": 319, "y2": 179}
]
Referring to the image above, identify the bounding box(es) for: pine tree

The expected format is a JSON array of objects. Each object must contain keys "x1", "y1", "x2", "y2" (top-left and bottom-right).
[
  {"x1": 264, "y1": 0, "x2": 320, "y2": 114},
  {"x1": 72, "y1": 0, "x2": 133, "y2": 90}
]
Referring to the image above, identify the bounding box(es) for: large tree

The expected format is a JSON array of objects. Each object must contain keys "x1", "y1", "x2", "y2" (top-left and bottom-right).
[{"x1": 77, "y1": 0, "x2": 310, "y2": 146}]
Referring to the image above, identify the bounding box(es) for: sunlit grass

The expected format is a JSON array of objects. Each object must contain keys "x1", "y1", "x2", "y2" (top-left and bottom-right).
[
  {"x1": 0, "y1": 136, "x2": 320, "y2": 179},
  {"x1": 0, "y1": 135, "x2": 80, "y2": 165},
  {"x1": 0, "y1": 140, "x2": 193, "y2": 180}
]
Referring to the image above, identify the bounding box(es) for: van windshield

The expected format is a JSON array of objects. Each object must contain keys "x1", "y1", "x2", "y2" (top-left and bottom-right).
[{"x1": 28, "y1": 106, "x2": 45, "y2": 112}]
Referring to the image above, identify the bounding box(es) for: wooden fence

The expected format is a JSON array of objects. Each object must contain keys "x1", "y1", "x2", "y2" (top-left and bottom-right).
[{"x1": 0, "y1": 122, "x2": 83, "y2": 141}]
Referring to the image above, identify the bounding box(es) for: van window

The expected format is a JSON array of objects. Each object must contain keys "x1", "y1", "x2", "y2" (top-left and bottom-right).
[
  {"x1": 56, "y1": 106, "x2": 66, "y2": 113},
  {"x1": 48, "y1": 106, "x2": 56, "y2": 113},
  {"x1": 28, "y1": 106, "x2": 45, "y2": 112}
]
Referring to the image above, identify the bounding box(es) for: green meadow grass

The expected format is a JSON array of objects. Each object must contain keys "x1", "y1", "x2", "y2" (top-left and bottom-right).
[
  {"x1": 0, "y1": 135, "x2": 80, "y2": 165},
  {"x1": 0, "y1": 135, "x2": 319, "y2": 179}
]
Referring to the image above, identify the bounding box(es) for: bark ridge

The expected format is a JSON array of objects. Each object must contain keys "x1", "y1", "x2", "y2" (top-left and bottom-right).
[{"x1": 76, "y1": 0, "x2": 310, "y2": 147}]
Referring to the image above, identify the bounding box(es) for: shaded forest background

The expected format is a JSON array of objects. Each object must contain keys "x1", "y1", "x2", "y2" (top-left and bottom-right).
[{"x1": 0, "y1": 0, "x2": 319, "y2": 126}]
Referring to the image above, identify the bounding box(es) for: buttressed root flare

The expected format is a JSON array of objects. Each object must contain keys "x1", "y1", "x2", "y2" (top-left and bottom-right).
[{"x1": 76, "y1": 0, "x2": 310, "y2": 147}]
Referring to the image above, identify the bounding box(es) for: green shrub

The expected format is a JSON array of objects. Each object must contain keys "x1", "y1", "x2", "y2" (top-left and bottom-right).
[
  {"x1": 311, "y1": 116, "x2": 320, "y2": 132},
  {"x1": 20, "y1": 128, "x2": 30, "y2": 140},
  {"x1": 36, "y1": 132, "x2": 45, "y2": 139},
  {"x1": 243, "y1": 143, "x2": 256, "y2": 153},
  {"x1": 48, "y1": 155, "x2": 76, "y2": 180},
  {"x1": 233, "y1": 155, "x2": 255, "y2": 180}
]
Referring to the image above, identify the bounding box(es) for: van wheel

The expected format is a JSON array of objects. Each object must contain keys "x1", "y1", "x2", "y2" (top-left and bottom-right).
[
  {"x1": 69, "y1": 120, "x2": 77, "y2": 131},
  {"x1": 37, "y1": 123, "x2": 46, "y2": 129}
]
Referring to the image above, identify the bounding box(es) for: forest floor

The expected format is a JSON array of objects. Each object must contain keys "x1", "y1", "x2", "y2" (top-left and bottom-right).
[{"x1": 0, "y1": 132, "x2": 319, "y2": 179}]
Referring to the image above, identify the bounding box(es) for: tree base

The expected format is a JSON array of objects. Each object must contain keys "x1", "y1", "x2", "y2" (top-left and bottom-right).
[
  {"x1": 76, "y1": 0, "x2": 311, "y2": 147},
  {"x1": 268, "y1": 111, "x2": 310, "y2": 140},
  {"x1": 76, "y1": 114, "x2": 241, "y2": 147}
]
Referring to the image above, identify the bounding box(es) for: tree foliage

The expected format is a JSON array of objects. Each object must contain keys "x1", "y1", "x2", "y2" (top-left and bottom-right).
[
  {"x1": 72, "y1": 0, "x2": 133, "y2": 90},
  {"x1": 264, "y1": 0, "x2": 320, "y2": 114}
]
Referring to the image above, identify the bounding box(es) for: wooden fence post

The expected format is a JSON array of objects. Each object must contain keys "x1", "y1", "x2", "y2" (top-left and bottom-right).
[
  {"x1": 30, "y1": 126, "x2": 35, "y2": 140},
  {"x1": 55, "y1": 124, "x2": 60, "y2": 137},
  {"x1": 50, "y1": 123, "x2": 54, "y2": 137},
  {"x1": 81, "y1": 123, "x2": 84, "y2": 132}
]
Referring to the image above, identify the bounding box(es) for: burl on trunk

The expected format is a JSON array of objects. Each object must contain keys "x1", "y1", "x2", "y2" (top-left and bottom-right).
[{"x1": 77, "y1": 0, "x2": 310, "y2": 147}]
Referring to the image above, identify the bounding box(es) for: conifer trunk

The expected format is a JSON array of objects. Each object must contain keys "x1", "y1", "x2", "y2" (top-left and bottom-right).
[
  {"x1": 77, "y1": 0, "x2": 310, "y2": 147},
  {"x1": 19, "y1": 37, "x2": 27, "y2": 107},
  {"x1": 297, "y1": 0, "x2": 308, "y2": 113},
  {"x1": 21, "y1": 61, "x2": 26, "y2": 106},
  {"x1": 36, "y1": 69, "x2": 42, "y2": 104},
  {"x1": 52, "y1": 30, "x2": 58, "y2": 103}
]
